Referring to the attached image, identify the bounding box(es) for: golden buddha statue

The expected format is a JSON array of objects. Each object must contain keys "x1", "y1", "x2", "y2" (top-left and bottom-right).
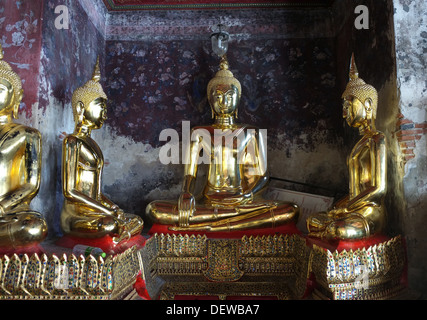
[
  {"x1": 146, "y1": 56, "x2": 299, "y2": 232},
  {"x1": 60, "y1": 58, "x2": 143, "y2": 244},
  {"x1": 307, "y1": 54, "x2": 386, "y2": 240},
  {"x1": 0, "y1": 44, "x2": 47, "y2": 249}
]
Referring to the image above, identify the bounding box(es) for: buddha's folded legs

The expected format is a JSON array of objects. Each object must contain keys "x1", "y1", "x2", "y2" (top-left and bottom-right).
[
  {"x1": 112, "y1": 213, "x2": 144, "y2": 243},
  {"x1": 306, "y1": 212, "x2": 334, "y2": 234},
  {"x1": 61, "y1": 202, "x2": 123, "y2": 238},
  {"x1": 174, "y1": 201, "x2": 299, "y2": 232},
  {"x1": 307, "y1": 205, "x2": 385, "y2": 240},
  {"x1": 61, "y1": 212, "x2": 118, "y2": 238},
  {"x1": 0, "y1": 211, "x2": 47, "y2": 248},
  {"x1": 61, "y1": 201, "x2": 144, "y2": 240},
  {"x1": 146, "y1": 199, "x2": 299, "y2": 232}
]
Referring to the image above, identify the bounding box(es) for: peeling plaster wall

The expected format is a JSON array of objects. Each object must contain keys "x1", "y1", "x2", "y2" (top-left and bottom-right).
[{"x1": 393, "y1": 0, "x2": 427, "y2": 296}]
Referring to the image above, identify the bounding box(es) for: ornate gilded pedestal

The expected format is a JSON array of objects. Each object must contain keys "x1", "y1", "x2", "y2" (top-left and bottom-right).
[
  {"x1": 0, "y1": 244, "x2": 143, "y2": 300},
  {"x1": 141, "y1": 232, "x2": 407, "y2": 300},
  {"x1": 309, "y1": 236, "x2": 407, "y2": 300},
  {"x1": 0, "y1": 233, "x2": 407, "y2": 300},
  {"x1": 142, "y1": 232, "x2": 311, "y2": 300}
]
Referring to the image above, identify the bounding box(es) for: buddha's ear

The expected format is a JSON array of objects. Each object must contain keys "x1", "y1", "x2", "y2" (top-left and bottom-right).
[
  {"x1": 364, "y1": 98, "x2": 373, "y2": 113},
  {"x1": 12, "y1": 89, "x2": 23, "y2": 119},
  {"x1": 76, "y1": 101, "x2": 85, "y2": 124}
]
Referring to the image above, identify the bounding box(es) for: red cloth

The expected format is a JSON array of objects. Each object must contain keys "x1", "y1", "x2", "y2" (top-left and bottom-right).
[
  {"x1": 133, "y1": 272, "x2": 151, "y2": 300},
  {"x1": 0, "y1": 244, "x2": 44, "y2": 256},
  {"x1": 55, "y1": 234, "x2": 146, "y2": 255},
  {"x1": 148, "y1": 222, "x2": 301, "y2": 239},
  {"x1": 305, "y1": 233, "x2": 391, "y2": 252}
]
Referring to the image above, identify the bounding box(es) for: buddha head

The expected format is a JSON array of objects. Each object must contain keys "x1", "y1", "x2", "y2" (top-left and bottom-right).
[
  {"x1": 207, "y1": 56, "x2": 241, "y2": 118},
  {"x1": 0, "y1": 44, "x2": 23, "y2": 119},
  {"x1": 72, "y1": 57, "x2": 108, "y2": 130},
  {"x1": 342, "y1": 54, "x2": 378, "y2": 128}
]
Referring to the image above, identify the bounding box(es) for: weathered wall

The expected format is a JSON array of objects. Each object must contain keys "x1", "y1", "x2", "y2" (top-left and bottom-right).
[{"x1": 393, "y1": 0, "x2": 427, "y2": 296}]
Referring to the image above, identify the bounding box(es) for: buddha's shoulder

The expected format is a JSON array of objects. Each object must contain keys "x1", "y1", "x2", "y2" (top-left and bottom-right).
[
  {"x1": 5, "y1": 123, "x2": 41, "y2": 139},
  {"x1": 240, "y1": 123, "x2": 259, "y2": 130},
  {"x1": 63, "y1": 134, "x2": 84, "y2": 145},
  {"x1": 63, "y1": 134, "x2": 98, "y2": 151},
  {"x1": 23, "y1": 125, "x2": 41, "y2": 136}
]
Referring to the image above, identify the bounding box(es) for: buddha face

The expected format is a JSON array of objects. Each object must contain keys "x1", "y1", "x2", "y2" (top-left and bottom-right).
[
  {"x1": 82, "y1": 97, "x2": 107, "y2": 129},
  {"x1": 343, "y1": 95, "x2": 371, "y2": 128},
  {"x1": 209, "y1": 84, "x2": 239, "y2": 117},
  {"x1": 0, "y1": 79, "x2": 14, "y2": 115}
]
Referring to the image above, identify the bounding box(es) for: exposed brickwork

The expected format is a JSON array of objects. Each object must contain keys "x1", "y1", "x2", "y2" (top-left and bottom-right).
[{"x1": 395, "y1": 114, "x2": 427, "y2": 163}]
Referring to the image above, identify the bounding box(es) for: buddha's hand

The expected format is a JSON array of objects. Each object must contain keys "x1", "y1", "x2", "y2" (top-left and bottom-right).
[{"x1": 178, "y1": 192, "x2": 195, "y2": 227}]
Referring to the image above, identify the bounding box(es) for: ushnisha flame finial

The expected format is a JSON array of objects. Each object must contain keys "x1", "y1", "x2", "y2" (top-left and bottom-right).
[
  {"x1": 219, "y1": 55, "x2": 229, "y2": 71},
  {"x1": 91, "y1": 56, "x2": 101, "y2": 82},
  {"x1": 349, "y1": 52, "x2": 359, "y2": 81}
]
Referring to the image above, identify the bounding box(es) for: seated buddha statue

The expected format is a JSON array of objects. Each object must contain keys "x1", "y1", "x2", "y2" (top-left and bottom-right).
[
  {"x1": 146, "y1": 56, "x2": 299, "y2": 232},
  {"x1": 60, "y1": 58, "x2": 143, "y2": 244},
  {"x1": 0, "y1": 44, "x2": 47, "y2": 249},
  {"x1": 307, "y1": 54, "x2": 386, "y2": 240}
]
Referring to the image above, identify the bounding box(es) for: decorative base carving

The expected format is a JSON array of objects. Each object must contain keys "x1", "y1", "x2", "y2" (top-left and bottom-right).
[
  {"x1": 0, "y1": 232, "x2": 407, "y2": 300},
  {"x1": 142, "y1": 233, "x2": 311, "y2": 300},
  {"x1": 0, "y1": 242, "x2": 144, "y2": 300},
  {"x1": 142, "y1": 232, "x2": 407, "y2": 300},
  {"x1": 309, "y1": 235, "x2": 407, "y2": 300}
]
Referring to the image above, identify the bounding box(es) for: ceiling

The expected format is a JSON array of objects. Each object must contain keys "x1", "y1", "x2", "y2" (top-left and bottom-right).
[{"x1": 102, "y1": 0, "x2": 334, "y2": 11}]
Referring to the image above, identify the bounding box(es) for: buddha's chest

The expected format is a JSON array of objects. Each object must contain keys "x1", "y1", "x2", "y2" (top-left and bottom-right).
[
  {"x1": 0, "y1": 125, "x2": 29, "y2": 194},
  {"x1": 350, "y1": 142, "x2": 372, "y2": 187},
  {"x1": 77, "y1": 139, "x2": 103, "y2": 171}
]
